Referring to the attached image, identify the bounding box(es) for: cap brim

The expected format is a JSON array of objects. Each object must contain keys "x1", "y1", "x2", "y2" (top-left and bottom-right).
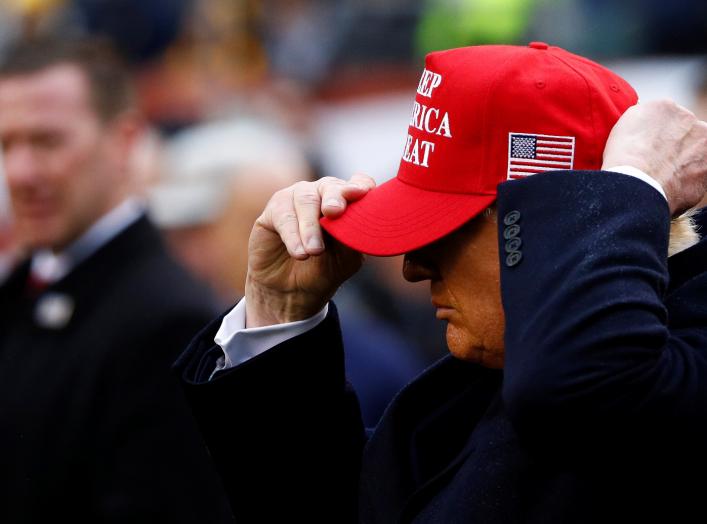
[{"x1": 320, "y1": 177, "x2": 496, "y2": 256}]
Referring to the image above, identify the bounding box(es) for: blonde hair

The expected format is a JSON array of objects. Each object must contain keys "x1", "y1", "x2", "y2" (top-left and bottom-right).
[{"x1": 669, "y1": 212, "x2": 700, "y2": 257}]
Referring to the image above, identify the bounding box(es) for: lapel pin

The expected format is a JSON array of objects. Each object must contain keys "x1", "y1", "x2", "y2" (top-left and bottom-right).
[{"x1": 34, "y1": 293, "x2": 75, "y2": 330}]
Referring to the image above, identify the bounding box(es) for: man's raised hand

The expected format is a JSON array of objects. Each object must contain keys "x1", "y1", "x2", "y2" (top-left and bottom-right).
[
  {"x1": 603, "y1": 100, "x2": 707, "y2": 215},
  {"x1": 245, "y1": 174, "x2": 376, "y2": 328}
]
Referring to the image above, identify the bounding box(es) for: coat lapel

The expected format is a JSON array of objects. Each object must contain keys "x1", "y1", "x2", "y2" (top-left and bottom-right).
[{"x1": 1, "y1": 216, "x2": 161, "y2": 334}]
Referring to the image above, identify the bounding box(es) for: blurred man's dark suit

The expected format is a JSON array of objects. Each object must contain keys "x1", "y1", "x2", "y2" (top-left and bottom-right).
[
  {"x1": 0, "y1": 215, "x2": 233, "y2": 523},
  {"x1": 178, "y1": 172, "x2": 707, "y2": 523}
]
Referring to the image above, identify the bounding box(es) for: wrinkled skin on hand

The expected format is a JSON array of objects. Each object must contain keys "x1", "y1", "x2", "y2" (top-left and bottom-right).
[
  {"x1": 245, "y1": 174, "x2": 375, "y2": 327},
  {"x1": 602, "y1": 99, "x2": 707, "y2": 215}
]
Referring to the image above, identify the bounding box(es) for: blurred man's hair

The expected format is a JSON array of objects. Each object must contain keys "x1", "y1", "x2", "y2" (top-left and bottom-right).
[{"x1": 0, "y1": 37, "x2": 134, "y2": 121}]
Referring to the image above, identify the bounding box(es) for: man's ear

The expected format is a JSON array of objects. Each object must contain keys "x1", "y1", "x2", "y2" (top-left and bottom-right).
[
  {"x1": 115, "y1": 110, "x2": 144, "y2": 152},
  {"x1": 107, "y1": 110, "x2": 145, "y2": 176}
]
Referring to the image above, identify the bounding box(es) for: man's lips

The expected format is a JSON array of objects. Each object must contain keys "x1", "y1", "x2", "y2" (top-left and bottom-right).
[
  {"x1": 13, "y1": 198, "x2": 56, "y2": 219},
  {"x1": 432, "y1": 300, "x2": 454, "y2": 319}
]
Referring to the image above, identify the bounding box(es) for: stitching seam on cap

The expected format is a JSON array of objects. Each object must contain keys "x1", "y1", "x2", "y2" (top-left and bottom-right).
[
  {"x1": 395, "y1": 175, "x2": 497, "y2": 197},
  {"x1": 338, "y1": 200, "x2": 480, "y2": 241},
  {"x1": 345, "y1": 195, "x2": 476, "y2": 233},
  {"x1": 354, "y1": 188, "x2": 471, "y2": 224},
  {"x1": 485, "y1": 51, "x2": 520, "y2": 185},
  {"x1": 549, "y1": 51, "x2": 597, "y2": 163}
]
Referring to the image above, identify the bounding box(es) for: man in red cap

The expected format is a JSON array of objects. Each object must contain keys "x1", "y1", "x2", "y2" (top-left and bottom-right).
[{"x1": 177, "y1": 44, "x2": 707, "y2": 522}]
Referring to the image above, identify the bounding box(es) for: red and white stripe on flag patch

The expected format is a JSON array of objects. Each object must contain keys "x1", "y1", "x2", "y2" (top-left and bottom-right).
[{"x1": 507, "y1": 133, "x2": 575, "y2": 180}]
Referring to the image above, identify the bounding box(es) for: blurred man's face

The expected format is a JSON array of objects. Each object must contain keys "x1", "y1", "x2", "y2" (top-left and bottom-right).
[
  {"x1": 0, "y1": 64, "x2": 128, "y2": 251},
  {"x1": 403, "y1": 212, "x2": 505, "y2": 368}
]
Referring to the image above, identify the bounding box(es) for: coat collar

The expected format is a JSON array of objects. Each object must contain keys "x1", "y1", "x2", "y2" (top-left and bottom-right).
[
  {"x1": 0, "y1": 215, "x2": 164, "y2": 331},
  {"x1": 29, "y1": 199, "x2": 144, "y2": 284}
]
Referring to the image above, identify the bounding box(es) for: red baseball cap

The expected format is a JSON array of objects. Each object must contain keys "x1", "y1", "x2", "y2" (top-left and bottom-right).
[{"x1": 320, "y1": 42, "x2": 638, "y2": 256}]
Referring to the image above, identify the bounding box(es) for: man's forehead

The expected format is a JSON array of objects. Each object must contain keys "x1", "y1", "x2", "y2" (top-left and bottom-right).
[{"x1": 0, "y1": 64, "x2": 94, "y2": 121}]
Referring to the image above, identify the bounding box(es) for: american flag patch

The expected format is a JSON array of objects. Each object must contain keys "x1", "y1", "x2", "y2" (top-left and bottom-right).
[{"x1": 507, "y1": 133, "x2": 575, "y2": 180}]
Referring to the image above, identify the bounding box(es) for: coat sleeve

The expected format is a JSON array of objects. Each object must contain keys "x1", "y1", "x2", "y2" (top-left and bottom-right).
[
  {"x1": 498, "y1": 170, "x2": 707, "y2": 460},
  {"x1": 175, "y1": 303, "x2": 366, "y2": 523}
]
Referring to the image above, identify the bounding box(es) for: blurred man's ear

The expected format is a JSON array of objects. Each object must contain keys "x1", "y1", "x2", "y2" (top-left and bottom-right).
[{"x1": 107, "y1": 110, "x2": 146, "y2": 177}]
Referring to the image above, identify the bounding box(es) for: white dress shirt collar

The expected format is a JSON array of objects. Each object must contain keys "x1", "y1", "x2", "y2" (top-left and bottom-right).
[{"x1": 30, "y1": 198, "x2": 145, "y2": 284}]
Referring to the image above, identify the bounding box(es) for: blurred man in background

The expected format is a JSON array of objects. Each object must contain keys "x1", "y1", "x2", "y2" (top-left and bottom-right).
[
  {"x1": 0, "y1": 38, "x2": 232, "y2": 522},
  {"x1": 150, "y1": 118, "x2": 312, "y2": 304}
]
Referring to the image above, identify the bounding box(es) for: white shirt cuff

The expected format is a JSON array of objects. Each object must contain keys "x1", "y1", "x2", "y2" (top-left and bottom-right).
[
  {"x1": 606, "y1": 165, "x2": 667, "y2": 202},
  {"x1": 212, "y1": 298, "x2": 329, "y2": 374}
]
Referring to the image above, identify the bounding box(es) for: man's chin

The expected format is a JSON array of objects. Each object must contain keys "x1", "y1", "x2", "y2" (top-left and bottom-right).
[
  {"x1": 446, "y1": 331, "x2": 504, "y2": 368},
  {"x1": 16, "y1": 226, "x2": 66, "y2": 252},
  {"x1": 445, "y1": 327, "x2": 479, "y2": 362}
]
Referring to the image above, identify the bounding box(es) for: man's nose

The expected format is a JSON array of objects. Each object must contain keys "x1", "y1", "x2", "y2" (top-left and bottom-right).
[{"x1": 402, "y1": 250, "x2": 438, "y2": 282}]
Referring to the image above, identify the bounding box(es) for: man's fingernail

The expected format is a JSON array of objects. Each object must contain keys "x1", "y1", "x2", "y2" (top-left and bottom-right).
[
  {"x1": 294, "y1": 244, "x2": 306, "y2": 256},
  {"x1": 307, "y1": 237, "x2": 324, "y2": 250},
  {"x1": 325, "y1": 198, "x2": 343, "y2": 208}
]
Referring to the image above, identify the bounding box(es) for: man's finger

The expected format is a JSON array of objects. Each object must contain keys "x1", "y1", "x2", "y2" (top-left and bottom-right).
[
  {"x1": 266, "y1": 189, "x2": 308, "y2": 259},
  {"x1": 349, "y1": 172, "x2": 377, "y2": 190},
  {"x1": 292, "y1": 181, "x2": 326, "y2": 255},
  {"x1": 320, "y1": 174, "x2": 376, "y2": 218},
  {"x1": 319, "y1": 177, "x2": 352, "y2": 218}
]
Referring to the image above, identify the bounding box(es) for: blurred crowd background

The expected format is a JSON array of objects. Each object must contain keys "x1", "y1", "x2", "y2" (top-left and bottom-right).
[{"x1": 0, "y1": 0, "x2": 705, "y2": 424}]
